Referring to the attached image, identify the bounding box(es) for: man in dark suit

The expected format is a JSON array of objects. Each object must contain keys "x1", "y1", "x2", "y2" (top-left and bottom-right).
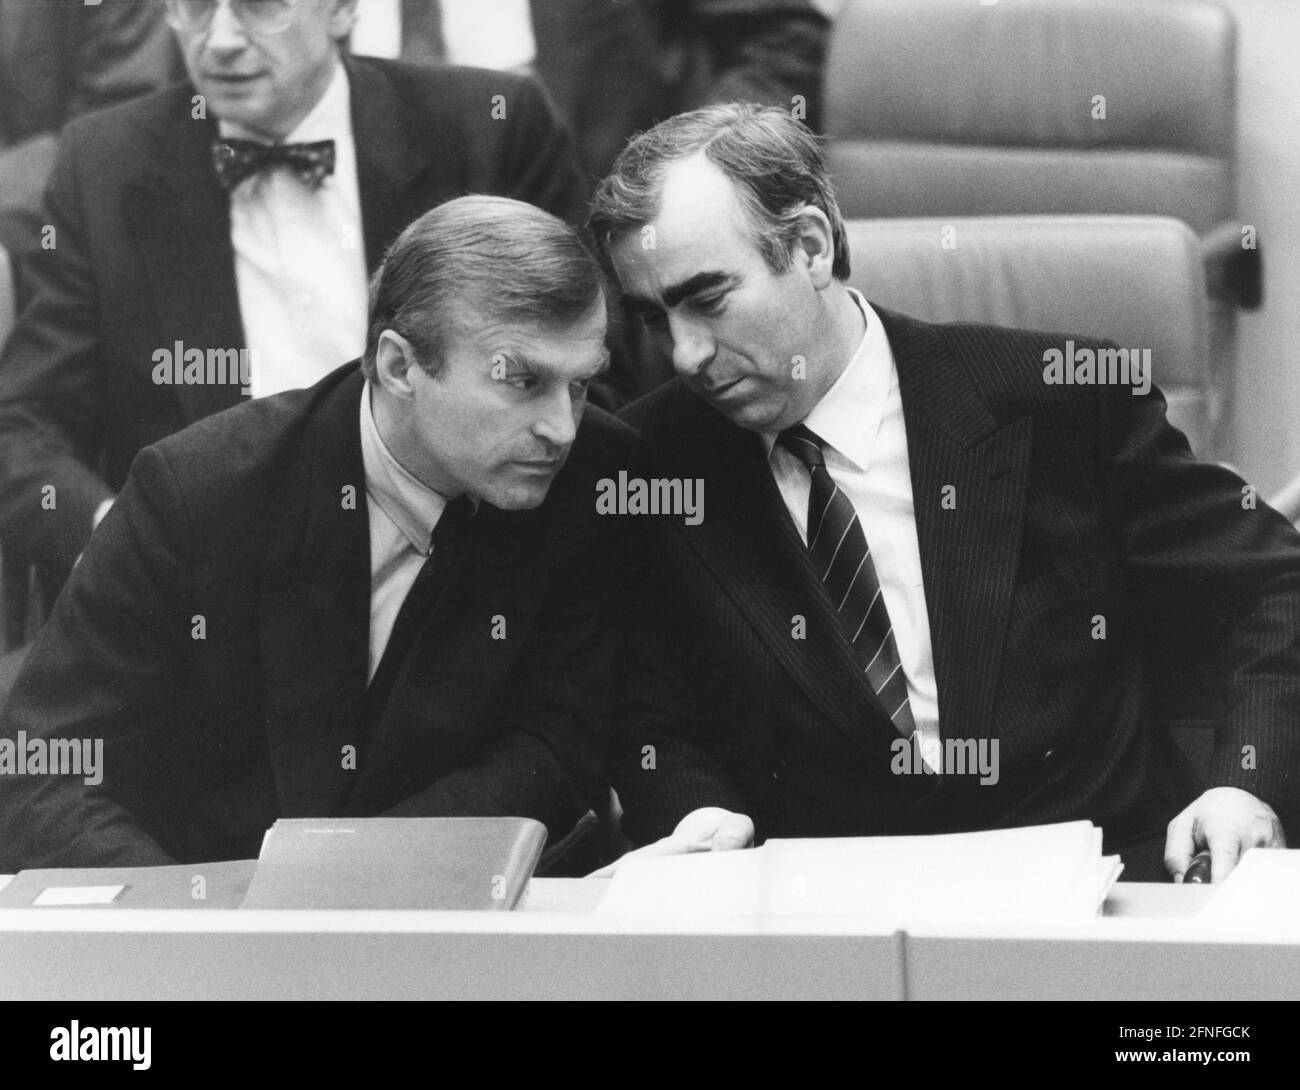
[
  {"x1": 590, "y1": 105, "x2": 1300, "y2": 883},
  {"x1": 0, "y1": 196, "x2": 628, "y2": 875},
  {"x1": 0, "y1": 0, "x2": 586, "y2": 590}
]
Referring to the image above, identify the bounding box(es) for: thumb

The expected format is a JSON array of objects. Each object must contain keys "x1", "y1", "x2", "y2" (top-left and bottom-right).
[{"x1": 710, "y1": 812, "x2": 755, "y2": 851}]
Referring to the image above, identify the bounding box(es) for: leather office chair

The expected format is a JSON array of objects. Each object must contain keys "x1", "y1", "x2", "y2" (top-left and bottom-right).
[
  {"x1": 846, "y1": 214, "x2": 1210, "y2": 452},
  {"x1": 845, "y1": 213, "x2": 1218, "y2": 776},
  {"x1": 825, "y1": 0, "x2": 1258, "y2": 461}
]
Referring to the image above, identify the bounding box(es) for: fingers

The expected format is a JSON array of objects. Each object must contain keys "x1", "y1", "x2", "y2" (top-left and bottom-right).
[
  {"x1": 1164, "y1": 807, "x2": 1197, "y2": 881},
  {"x1": 1249, "y1": 813, "x2": 1287, "y2": 850},
  {"x1": 587, "y1": 811, "x2": 757, "y2": 876},
  {"x1": 671, "y1": 806, "x2": 737, "y2": 843},
  {"x1": 711, "y1": 812, "x2": 755, "y2": 851},
  {"x1": 1208, "y1": 831, "x2": 1243, "y2": 884}
]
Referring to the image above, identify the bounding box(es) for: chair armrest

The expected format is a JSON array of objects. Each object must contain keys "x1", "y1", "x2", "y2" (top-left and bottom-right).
[{"x1": 1202, "y1": 220, "x2": 1263, "y2": 310}]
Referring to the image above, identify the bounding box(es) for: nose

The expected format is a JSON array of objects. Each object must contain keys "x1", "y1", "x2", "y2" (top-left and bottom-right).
[
  {"x1": 532, "y1": 386, "x2": 580, "y2": 450},
  {"x1": 206, "y1": 0, "x2": 250, "y2": 52},
  {"x1": 668, "y1": 312, "x2": 716, "y2": 378}
]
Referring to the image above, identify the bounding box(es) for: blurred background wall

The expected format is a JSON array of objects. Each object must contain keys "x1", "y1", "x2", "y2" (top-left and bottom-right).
[{"x1": 1215, "y1": 0, "x2": 1300, "y2": 494}]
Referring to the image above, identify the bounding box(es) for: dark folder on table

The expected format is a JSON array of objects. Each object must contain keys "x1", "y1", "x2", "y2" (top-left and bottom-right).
[
  {"x1": 0, "y1": 818, "x2": 546, "y2": 911},
  {"x1": 238, "y1": 816, "x2": 547, "y2": 910}
]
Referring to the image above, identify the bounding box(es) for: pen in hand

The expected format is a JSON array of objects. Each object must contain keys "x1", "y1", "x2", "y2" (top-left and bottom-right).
[{"x1": 1183, "y1": 850, "x2": 1214, "y2": 884}]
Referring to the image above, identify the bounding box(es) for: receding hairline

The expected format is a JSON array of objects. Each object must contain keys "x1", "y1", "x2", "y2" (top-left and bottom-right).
[{"x1": 599, "y1": 148, "x2": 808, "y2": 268}]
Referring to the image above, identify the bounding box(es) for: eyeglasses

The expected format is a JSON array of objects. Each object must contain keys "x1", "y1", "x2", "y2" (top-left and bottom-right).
[{"x1": 164, "y1": 0, "x2": 299, "y2": 37}]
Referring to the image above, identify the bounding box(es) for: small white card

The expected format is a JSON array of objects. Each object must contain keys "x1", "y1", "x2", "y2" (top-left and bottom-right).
[{"x1": 32, "y1": 885, "x2": 125, "y2": 906}]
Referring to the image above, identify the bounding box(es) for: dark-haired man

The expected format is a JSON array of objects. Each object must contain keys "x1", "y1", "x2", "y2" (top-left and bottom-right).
[
  {"x1": 0, "y1": 196, "x2": 628, "y2": 875},
  {"x1": 592, "y1": 104, "x2": 1300, "y2": 882}
]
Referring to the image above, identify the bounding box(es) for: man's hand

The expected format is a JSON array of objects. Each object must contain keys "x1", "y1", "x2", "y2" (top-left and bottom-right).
[
  {"x1": 589, "y1": 806, "x2": 755, "y2": 878},
  {"x1": 1165, "y1": 786, "x2": 1286, "y2": 883}
]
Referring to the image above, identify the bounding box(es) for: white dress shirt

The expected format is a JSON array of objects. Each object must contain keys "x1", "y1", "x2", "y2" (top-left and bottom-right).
[
  {"x1": 349, "y1": 0, "x2": 403, "y2": 59},
  {"x1": 351, "y1": 0, "x2": 536, "y2": 69},
  {"x1": 359, "y1": 381, "x2": 453, "y2": 683},
  {"x1": 765, "y1": 289, "x2": 941, "y2": 760},
  {"x1": 221, "y1": 60, "x2": 369, "y2": 399}
]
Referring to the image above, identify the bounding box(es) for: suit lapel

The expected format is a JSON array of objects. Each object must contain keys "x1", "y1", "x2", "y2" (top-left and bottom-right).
[
  {"x1": 346, "y1": 56, "x2": 452, "y2": 272},
  {"x1": 878, "y1": 307, "x2": 1032, "y2": 744},
  {"x1": 345, "y1": 501, "x2": 553, "y2": 813},
  {"x1": 258, "y1": 370, "x2": 372, "y2": 816},
  {"x1": 125, "y1": 86, "x2": 244, "y2": 424},
  {"x1": 662, "y1": 397, "x2": 900, "y2": 755}
]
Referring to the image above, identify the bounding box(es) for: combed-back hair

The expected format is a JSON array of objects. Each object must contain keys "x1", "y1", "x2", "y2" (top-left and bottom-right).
[
  {"x1": 589, "y1": 103, "x2": 850, "y2": 280},
  {"x1": 363, "y1": 195, "x2": 605, "y2": 379}
]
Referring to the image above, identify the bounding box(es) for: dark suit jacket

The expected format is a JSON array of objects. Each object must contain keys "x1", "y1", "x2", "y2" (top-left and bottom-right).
[
  {"x1": 388, "y1": 0, "x2": 828, "y2": 181},
  {"x1": 0, "y1": 364, "x2": 633, "y2": 873},
  {"x1": 530, "y1": 0, "x2": 830, "y2": 178},
  {"x1": 0, "y1": 55, "x2": 588, "y2": 581},
  {"x1": 613, "y1": 308, "x2": 1300, "y2": 854}
]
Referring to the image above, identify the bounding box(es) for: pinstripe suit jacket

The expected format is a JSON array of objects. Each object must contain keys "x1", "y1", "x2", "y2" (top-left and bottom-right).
[{"x1": 614, "y1": 307, "x2": 1300, "y2": 853}]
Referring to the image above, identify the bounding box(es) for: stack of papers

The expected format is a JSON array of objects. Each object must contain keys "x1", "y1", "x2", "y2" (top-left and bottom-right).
[
  {"x1": 599, "y1": 821, "x2": 1123, "y2": 924},
  {"x1": 1198, "y1": 848, "x2": 1300, "y2": 925}
]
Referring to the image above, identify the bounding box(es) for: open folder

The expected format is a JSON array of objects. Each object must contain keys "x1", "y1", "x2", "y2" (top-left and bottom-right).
[{"x1": 598, "y1": 821, "x2": 1123, "y2": 923}]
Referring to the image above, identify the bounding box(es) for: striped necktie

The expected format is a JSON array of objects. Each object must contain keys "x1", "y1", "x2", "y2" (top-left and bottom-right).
[{"x1": 777, "y1": 424, "x2": 916, "y2": 736}]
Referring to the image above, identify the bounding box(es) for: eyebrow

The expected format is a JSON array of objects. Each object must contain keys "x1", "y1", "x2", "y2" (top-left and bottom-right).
[
  {"x1": 498, "y1": 348, "x2": 611, "y2": 381},
  {"x1": 622, "y1": 271, "x2": 734, "y2": 314}
]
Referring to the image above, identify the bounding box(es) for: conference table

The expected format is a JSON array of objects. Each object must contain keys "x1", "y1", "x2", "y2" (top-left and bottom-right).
[{"x1": 1, "y1": 874, "x2": 1296, "y2": 1000}]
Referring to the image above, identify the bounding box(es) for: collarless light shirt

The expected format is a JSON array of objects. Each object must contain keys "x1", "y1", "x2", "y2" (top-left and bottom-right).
[
  {"x1": 764, "y1": 289, "x2": 941, "y2": 760},
  {"x1": 359, "y1": 382, "x2": 453, "y2": 683},
  {"x1": 221, "y1": 59, "x2": 369, "y2": 399}
]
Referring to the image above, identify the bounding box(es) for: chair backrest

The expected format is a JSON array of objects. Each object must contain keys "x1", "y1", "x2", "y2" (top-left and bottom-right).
[
  {"x1": 825, "y1": 0, "x2": 1236, "y2": 232},
  {"x1": 845, "y1": 215, "x2": 1211, "y2": 452}
]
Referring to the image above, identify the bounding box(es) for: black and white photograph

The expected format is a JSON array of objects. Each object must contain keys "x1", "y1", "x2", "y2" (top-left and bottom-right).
[{"x1": 0, "y1": 0, "x2": 1298, "y2": 1053}]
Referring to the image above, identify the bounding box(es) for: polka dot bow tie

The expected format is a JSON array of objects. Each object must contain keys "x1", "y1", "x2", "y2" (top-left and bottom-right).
[{"x1": 211, "y1": 138, "x2": 336, "y2": 192}]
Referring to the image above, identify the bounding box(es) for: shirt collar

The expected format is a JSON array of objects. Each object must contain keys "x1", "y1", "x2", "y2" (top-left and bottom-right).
[
  {"x1": 359, "y1": 380, "x2": 449, "y2": 555},
  {"x1": 218, "y1": 56, "x2": 351, "y2": 144},
  {"x1": 763, "y1": 288, "x2": 893, "y2": 472}
]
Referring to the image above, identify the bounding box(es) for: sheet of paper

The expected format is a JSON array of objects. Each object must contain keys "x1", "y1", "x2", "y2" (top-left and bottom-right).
[
  {"x1": 32, "y1": 885, "x2": 124, "y2": 906},
  {"x1": 597, "y1": 849, "x2": 764, "y2": 916},
  {"x1": 1198, "y1": 848, "x2": 1300, "y2": 924},
  {"x1": 599, "y1": 822, "x2": 1115, "y2": 923}
]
